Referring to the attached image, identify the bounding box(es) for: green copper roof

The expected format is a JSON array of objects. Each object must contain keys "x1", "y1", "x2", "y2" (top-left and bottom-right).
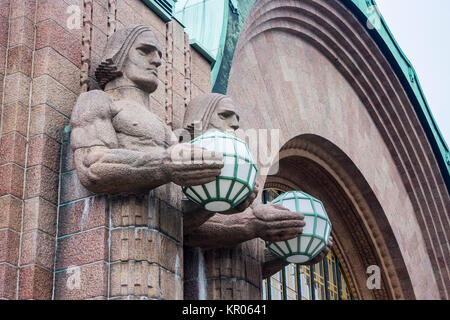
[
  {"x1": 141, "y1": 0, "x2": 178, "y2": 22},
  {"x1": 345, "y1": 0, "x2": 450, "y2": 188},
  {"x1": 144, "y1": 0, "x2": 450, "y2": 188},
  {"x1": 174, "y1": 0, "x2": 229, "y2": 80},
  {"x1": 211, "y1": 0, "x2": 256, "y2": 94}
]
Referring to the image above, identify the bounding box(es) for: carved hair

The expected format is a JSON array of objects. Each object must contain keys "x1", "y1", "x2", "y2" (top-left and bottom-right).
[
  {"x1": 183, "y1": 93, "x2": 231, "y2": 138},
  {"x1": 95, "y1": 24, "x2": 162, "y2": 89}
]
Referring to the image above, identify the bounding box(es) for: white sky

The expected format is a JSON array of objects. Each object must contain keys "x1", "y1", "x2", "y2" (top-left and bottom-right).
[{"x1": 375, "y1": 0, "x2": 450, "y2": 145}]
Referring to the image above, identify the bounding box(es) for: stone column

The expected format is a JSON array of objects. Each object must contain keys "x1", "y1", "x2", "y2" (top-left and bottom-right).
[
  {"x1": 54, "y1": 159, "x2": 184, "y2": 300},
  {"x1": 0, "y1": 0, "x2": 19, "y2": 300},
  {"x1": 54, "y1": 1, "x2": 189, "y2": 300},
  {"x1": 1, "y1": 0, "x2": 214, "y2": 300},
  {"x1": 108, "y1": 189, "x2": 183, "y2": 300},
  {"x1": 184, "y1": 240, "x2": 264, "y2": 300},
  {"x1": 1, "y1": 0, "x2": 81, "y2": 300}
]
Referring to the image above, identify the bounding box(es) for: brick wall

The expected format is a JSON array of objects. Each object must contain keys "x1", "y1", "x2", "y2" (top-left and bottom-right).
[
  {"x1": 184, "y1": 242, "x2": 264, "y2": 300},
  {"x1": 52, "y1": 0, "x2": 211, "y2": 300},
  {"x1": 0, "y1": 0, "x2": 211, "y2": 300},
  {"x1": 0, "y1": 0, "x2": 77, "y2": 300}
]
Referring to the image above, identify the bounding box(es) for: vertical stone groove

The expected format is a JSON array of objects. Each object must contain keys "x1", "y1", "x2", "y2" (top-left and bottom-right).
[
  {"x1": 81, "y1": 0, "x2": 93, "y2": 93},
  {"x1": 107, "y1": 0, "x2": 117, "y2": 38},
  {"x1": 184, "y1": 33, "x2": 191, "y2": 108},
  {"x1": 165, "y1": 21, "x2": 173, "y2": 128},
  {"x1": 16, "y1": 0, "x2": 41, "y2": 300},
  {"x1": 0, "y1": 0, "x2": 15, "y2": 301},
  {"x1": 0, "y1": 1, "x2": 10, "y2": 134}
]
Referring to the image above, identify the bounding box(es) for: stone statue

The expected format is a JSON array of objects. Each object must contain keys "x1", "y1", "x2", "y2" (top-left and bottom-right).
[
  {"x1": 182, "y1": 93, "x2": 333, "y2": 293},
  {"x1": 70, "y1": 25, "x2": 224, "y2": 195}
]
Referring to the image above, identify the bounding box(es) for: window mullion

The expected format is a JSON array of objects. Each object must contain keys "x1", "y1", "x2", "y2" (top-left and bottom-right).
[
  {"x1": 323, "y1": 257, "x2": 330, "y2": 300},
  {"x1": 296, "y1": 264, "x2": 302, "y2": 300},
  {"x1": 281, "y1": 267, "x2": 287, "y2": 300},
  {"x1": 310, "y1": 265, "x2": 316, "y2": 300},
  {"x1": 336, "y1": 260, "x2": 343, "y2": 300}
]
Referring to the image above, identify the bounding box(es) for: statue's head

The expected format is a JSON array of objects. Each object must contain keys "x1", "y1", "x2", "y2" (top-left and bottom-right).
[
  {"x1": 96, "y1": 25, "x2": 162, "y2": 93},
  {"x1": 183, "y1": 93, "x2": 240, "y2": 137}
]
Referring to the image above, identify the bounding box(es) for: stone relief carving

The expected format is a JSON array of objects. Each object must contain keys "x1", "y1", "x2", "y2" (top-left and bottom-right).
[
  {"x1": 70, "y1": 25, "x2": 224, "y2": 194},
  {"x1": 182, "y1": 93, "x2": 333, "y2": 276}
]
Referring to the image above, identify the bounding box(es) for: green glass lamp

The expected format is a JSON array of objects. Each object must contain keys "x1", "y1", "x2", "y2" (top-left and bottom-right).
[
  {"x1": 182, "y1": 130, "x2": 258, "y2": 212},
  {"x1": 267, "y1": 191, "x2": 332, "y2": 263}
]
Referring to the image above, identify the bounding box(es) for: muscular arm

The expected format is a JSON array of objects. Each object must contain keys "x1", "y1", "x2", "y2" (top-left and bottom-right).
[
  {"x1": 183, "y1": 200, "x2": 216, "y2": 235},
  {"x1": 71, "y1": 90, "x2": 171, "y2": 194},
  {"x1": 183, "y1": 183, "x2": 260, "y2": 235},
  {"x1": 184, "y1": 208, "x2": 257, "y2": 249},
  {"x1": 184, "y1": 203, "x2": 305, "y2": 250},
  {"x1": 74, "y1": 146, "x2": 170, "y2": 194},
  {"x1": 71, "y1": 91, "x2": 222, "y2": 194}
]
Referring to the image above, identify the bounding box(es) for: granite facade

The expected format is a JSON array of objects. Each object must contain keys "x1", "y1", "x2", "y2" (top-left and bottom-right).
[{"x1": 0, "y1": 0, "x2": 447, "y2": 300}]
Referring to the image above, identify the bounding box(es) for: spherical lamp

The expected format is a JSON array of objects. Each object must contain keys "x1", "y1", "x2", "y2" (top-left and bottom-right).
[
  {"x1": 182, "y1": 130, "x2": 258, "y2": 212},
  {"x1": 266, "y1": 191, "x2": 332, "y2": 264}
]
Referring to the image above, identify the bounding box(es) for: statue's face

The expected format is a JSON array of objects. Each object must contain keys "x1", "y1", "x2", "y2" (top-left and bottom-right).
[
  {"x1": 122, "y1": 31, "x2": 162, "y2": 93},
  {"x1": 207, "y1": 98, "x2": 240, "y2": 132}
]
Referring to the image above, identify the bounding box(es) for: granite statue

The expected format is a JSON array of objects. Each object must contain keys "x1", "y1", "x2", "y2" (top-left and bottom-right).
[
  {"x1": 182, "y1": 93, "x2": 333, "y2": 280},
  {"x1": 70, "y1": 25, "x2": 224, "y2": 195}
]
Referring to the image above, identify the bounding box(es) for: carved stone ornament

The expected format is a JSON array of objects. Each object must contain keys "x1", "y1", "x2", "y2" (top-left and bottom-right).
[{"x1": 70, "y1": 25, "x2": 223, "y2": 195}]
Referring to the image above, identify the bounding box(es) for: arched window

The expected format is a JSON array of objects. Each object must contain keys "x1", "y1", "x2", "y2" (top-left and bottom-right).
[{"x1": 262, "y1": 188, "x2": 354, "y2": 300}]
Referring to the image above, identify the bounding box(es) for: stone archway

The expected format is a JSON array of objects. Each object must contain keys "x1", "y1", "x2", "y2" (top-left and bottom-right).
[
  {"x1": 264, "y1": 134, "x2": 415, "y2": 299},
  {"x1": 227, "y1": 0, "x2": 448, "y2": 299}
]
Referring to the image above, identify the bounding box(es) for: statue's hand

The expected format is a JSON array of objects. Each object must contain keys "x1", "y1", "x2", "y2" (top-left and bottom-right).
[
  {"x1": 301, "y1": 236, "x2": 334, "y2": 265},
  {"x1": 164, "y1": 143, "x2": 224, "y2": 186},
  {"x1": 251, "y1": 203, "x2": 305, "y2": 242}
]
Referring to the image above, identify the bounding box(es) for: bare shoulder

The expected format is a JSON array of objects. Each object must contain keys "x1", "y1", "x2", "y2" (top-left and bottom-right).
[
  {"x1": 70, "y1": 90, "x2": 119, "y2": 150},
  {"x1": 71, "y1": 90, "x2": 113, "y2": 126}
]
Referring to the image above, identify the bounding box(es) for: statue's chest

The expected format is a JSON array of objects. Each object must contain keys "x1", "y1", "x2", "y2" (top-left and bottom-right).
[{"x1": 111, "y1": 101, "x2": 173, "y2": 148}]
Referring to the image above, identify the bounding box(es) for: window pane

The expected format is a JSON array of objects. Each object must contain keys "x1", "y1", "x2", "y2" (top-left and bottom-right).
[
  {"x1": 262, "y1": 279, "x2": 267, "y2": 300},
  {"x1": 262, "y1": 251, "x2": 354, "y2": 300},
  {"x1": 300, "y1": 266, "x2": 311, "y2": 300},
  {"x1": 269, "y1": 271, "x2": 283, "y2": 300},
  {"x1": 326, "y1": 253, "x2": 339, "y2": 300},
  {"x1": 313, "y1": 262, "x2": 325, "y2": 300},
  {"x1": 285, "y1": 264, "x2": 297, "y2": 300}
]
